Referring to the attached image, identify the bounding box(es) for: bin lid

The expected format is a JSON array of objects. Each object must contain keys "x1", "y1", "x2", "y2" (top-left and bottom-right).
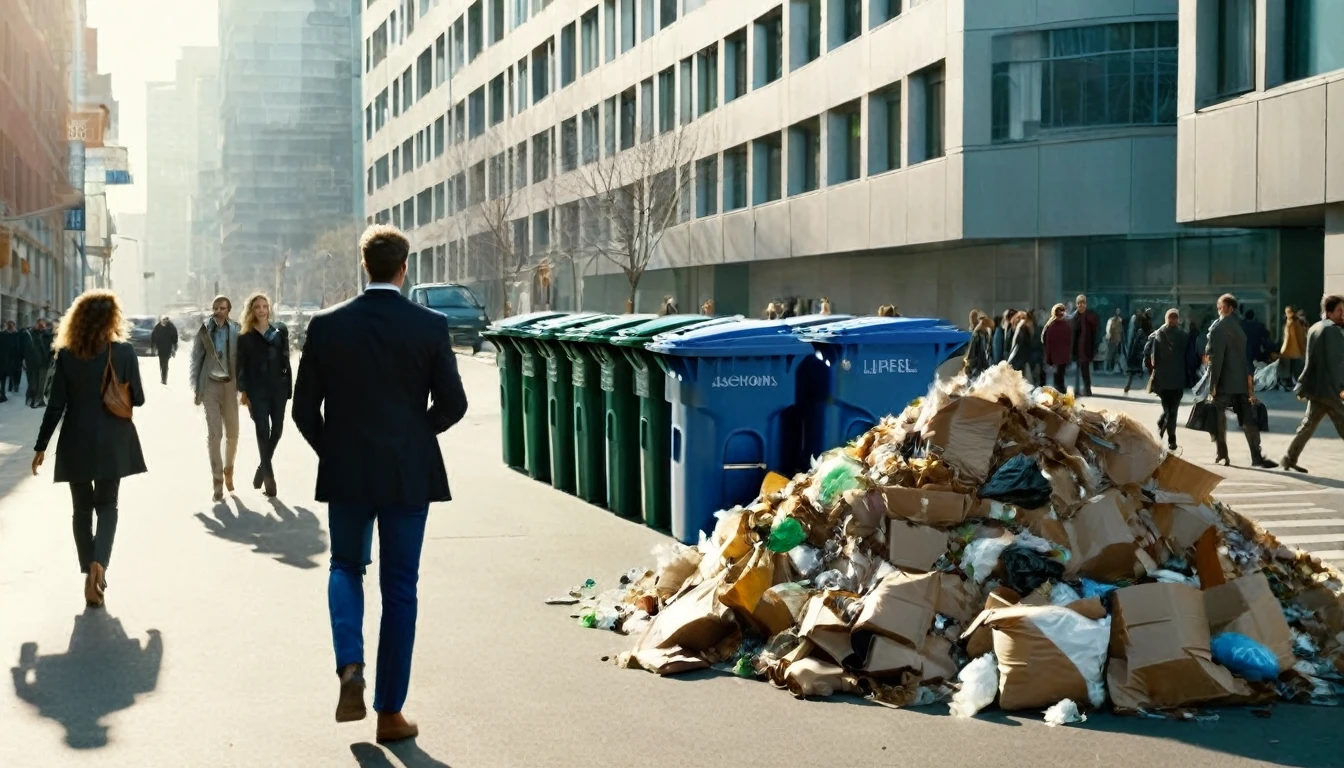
[
  {"x1": 780, "y1": 313, "x2": 853, "y2": 330},
  {"x1": 611, "y1": 314, "x2": 742, "y2": 346},
  {"x1": 523, "y1": 312, "x2": 612, "y2": 339},
  {"x1": 799, "y1": 316, "x2": 969, "y2": 345},
  {"x1": 483, "y1": 311, "x2": 569, "y2": 338},
  {"x1": 648, "y1": 319, "x2": 816, "y2": 358},
  {"x1": 559, "y1": 314, "x2": 657, "y2": 342}
]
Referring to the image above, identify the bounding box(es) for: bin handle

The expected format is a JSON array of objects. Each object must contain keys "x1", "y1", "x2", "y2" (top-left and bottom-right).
[
  {"x1": 671, "y1": 426, "x2": 682, "y2": 462},
  {"x1": 639, "y1": 418, "x2": 648, "y2": 450},
  {"x1": 549, "y1": 399, "x2": 556, "y2": 427},
  {"x1": 723, "y1": 463, "x2": 768, "y2": 471}
]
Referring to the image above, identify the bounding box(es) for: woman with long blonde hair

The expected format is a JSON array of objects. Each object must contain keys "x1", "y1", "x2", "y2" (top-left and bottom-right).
[
  {"x1": 236, "y1": 292, "x2": 292, "y2": 497},
  {"x1": 32, "y1": 290, "x2": 146, "y2": 607}
]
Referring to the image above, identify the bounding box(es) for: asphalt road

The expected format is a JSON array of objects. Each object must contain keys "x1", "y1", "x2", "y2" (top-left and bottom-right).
[{"x1": 0, "y1": 355, "x2": 1340, "y2": 768}]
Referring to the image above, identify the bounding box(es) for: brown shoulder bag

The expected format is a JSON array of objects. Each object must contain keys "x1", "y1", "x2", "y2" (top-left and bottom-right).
[{"x1": 102, "y1": 346, "x2": 134, "y2": 420}]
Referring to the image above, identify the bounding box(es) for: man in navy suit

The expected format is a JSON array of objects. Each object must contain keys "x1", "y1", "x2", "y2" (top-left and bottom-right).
[{"x1": 292, "y1": 225, "x2": 468, "y2": 744}]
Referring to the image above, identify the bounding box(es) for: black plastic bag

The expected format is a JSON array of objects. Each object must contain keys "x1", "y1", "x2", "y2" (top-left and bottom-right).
[
  {"x1": 999, "y1": 545, "x2": 1066, "y2": 597},
  {"x1": 977, "y1": 453, "x2": 1052, "y2": 509},
  {"x1": 1185, "y1": 400, "x2": 1220, "y2": 434}
]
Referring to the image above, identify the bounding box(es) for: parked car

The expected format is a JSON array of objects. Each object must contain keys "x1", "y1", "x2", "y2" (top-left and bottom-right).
[
  {"x1": 125, "y1": 315, "x2": 156, "y2": 356},
  {"x1": 409, "y1": 283, "x2": 490, "y2": 353}
]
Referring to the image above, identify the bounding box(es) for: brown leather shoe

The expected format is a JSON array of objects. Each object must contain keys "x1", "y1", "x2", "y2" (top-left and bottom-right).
[
  {"x1": 223, "y1": 467, "x2": 235, "y2": 492},
  {"x1": 83, "y1": 570, "x2": 103, "y2": 607},
  {"x1": 335, "y1": 663, "x2": 367, "y2": 723},
  {"x1": 263, "y1": 473, "x2": 277, "y2": 498},
  {"x1": 375, "y1": 712, "x2": 418, "y2": 744}
]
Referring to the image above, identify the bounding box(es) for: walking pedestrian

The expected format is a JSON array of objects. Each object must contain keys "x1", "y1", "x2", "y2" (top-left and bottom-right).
[
  {"x1": 1105, "y1": 308, "x2": 1124, "y2": 373},
  {"x1": 190, "y1": 295, "x2": 241, "y2": 502},
  {"x1": 1206, "y1": 294, "x2": 1277, "y2": 468},
  {"x1": 30, "y1": 290, "x2": 146, "y2": 608},
  {"x1": 963, "y1": 310, "x2": 992, "y2": 380},
  {"x1": 23, "y1": 319, "x2": 54, "y2": 408},
  {"x1": 150, "y1": 315, "x2": 179, "y2": 385},
  {"x1": 1069, "y1": 295, "x2": 1100, "y2": 396},
  {"x1": 292, "y1": 225, "x2": 468, "y2": 744},
  {"x1": 0, "y1": 319, "x2": 18, "y2": 402},
  {"x1": 1148, "y1": 309, "x2": 1189, "y2": 451},
  {"x1": 1280, "y1": 305, "x2": 1306, "y2": 388},
  {"x1": 1008, "y1": 311, "x2": 1037, "y2": 383},
  {"x1": 1123, "y1": 310, "x2": 1154, "y2": 394},
  {"x1": 236, "y1": 293, "x2": 292, "y2": 498},
  {"x1": 1280, "y1": 294, "x2": 1344, "y2": 473},
  {"x1": 1043, "y1": 303, "x2": 1072, "y2": 392},
  {"x1": 991, "y1": 309, "x2": 1013, "y2": 364},
  {"x1": 1242, "y1": 309, "x2": 1270, "y2": 368}
]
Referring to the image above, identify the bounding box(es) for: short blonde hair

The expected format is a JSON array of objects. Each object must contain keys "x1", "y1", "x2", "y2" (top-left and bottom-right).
[{"x1": 240, "y1": 292, "x2": 272, "y2": 335}]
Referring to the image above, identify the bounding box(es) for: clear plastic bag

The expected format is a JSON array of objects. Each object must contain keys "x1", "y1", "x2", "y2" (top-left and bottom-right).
[
  {"x1": 962, "y1": 537, "x2": 1012, "y2": 584},
  {"x1": 949, "y1": 652, "x2": 999, "y2": 718}
]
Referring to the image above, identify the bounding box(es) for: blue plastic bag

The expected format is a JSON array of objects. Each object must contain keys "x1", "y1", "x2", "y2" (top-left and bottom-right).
[
  {"x1": 1080, "y1": 578, "x2": 1118, "y2": 599},
  {"x1": 1210, "y1": 632, "x2": 1279, "y2": 683}
]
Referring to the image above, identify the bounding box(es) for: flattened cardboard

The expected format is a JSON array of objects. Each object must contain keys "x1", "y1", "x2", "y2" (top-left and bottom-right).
[
  {"x1": 963, "y1": 587, "x2": 1022, "y2": 658},
  {"x1": 1095, "y1": 415, "x2": 1164, "y2": 487},
  {"x1": 1151, "y1": 503, "x2": 1218, "y2": 552},
  {"x1": 751, "y1": 583, "x2": 813, "y2": 637},
  {"x1": 1019, "y1": 505, "x2": 1071, "y2": 547},
  {"x1": 712, "y1": 509, "x2": 754, "y2": 561},
  {"x1": 621, "y1": 646, "x2": 711, "y2": 675},
  {"x1": 1065, "y1": 490, "x2": 1141, "y2": 582},
  {"x1": 853, "y1": 571, "x2": 940, "y2": 651},
  {"x1": 937, "y1": 572, "x2": 981, "y2": 626},
  {"x1": 881, "y1": 487, "x2": 971, "y2": 529},
  {"x1": 780, "y1": 657, "x2": 859, "y2": 698},
  {"x1": 1153, "y1": 454, "x2": 1224, "y2": 501},
  {"x1": 1194, "y1": 526, "x2": 1228, "y2": 589},
  {"x1": 1037, "y1": 408, "x2": 1081, "y2": 450},
  {"x1": 887, "y1": 522, "x2": 950, "y2": 573},
  {"x1": 799, "y1": 596, "x2": 855, "y2": 665},
  {"x1": 1107, "y1": 583, "x2": 1251, "y2": 710},
  {"x1": 853, "y1": 633, "x2": 925, "y2": 677},
  {"x1": 1204, "y1": 573, "x2": 1296, "y2": 673},
  {"x1": 635, "y1": 572, "x2": 733, "y2": 653},
  {"x1": 920, "y1": 633, "x2": 959, "y2": 683},
  {"x1": 842, "y1": 488, "x2": 887, "y2": 538},
  {"x1": 923, "y1": 397, "x2": 1009, "y2": 483},
  {"x1": 718, "y1": 545, "x2": 776, "y2": 617}
]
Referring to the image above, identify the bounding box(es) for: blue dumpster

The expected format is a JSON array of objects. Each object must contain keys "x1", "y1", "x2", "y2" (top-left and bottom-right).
[
  {"x1": 798, "y1": 316, "x2": 969, "y2": 462},
  {"x1": 648, "y1": 320, "x2": 815, "y2": 544}
]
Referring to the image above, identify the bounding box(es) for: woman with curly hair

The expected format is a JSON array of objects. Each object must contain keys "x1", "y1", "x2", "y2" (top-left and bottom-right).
[
  {"x1": 31, "y1": 290, "x2": 146, "y2": 607},
  {"x1": 236, "y1": 292, "x2": 292, "y2": 498}
]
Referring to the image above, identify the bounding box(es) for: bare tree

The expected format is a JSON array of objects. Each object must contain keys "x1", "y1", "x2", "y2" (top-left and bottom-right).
[{"x1": 287, "y1": 224, "x2": 361, "y2": 308}]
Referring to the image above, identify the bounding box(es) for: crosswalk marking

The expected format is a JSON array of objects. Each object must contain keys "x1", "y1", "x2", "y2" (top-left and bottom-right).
[
  {"x1": 1249, "y1": 508, "x2": 1340, "y2": 517},
  {"x1": 1311, "y1": 550, "x2": 1344, "y2": 561},
  {"x1": 1217, "y1": 482, "x2": 1282, "y2": 488},
  {"x1": 1273, "y1": 533, "x2": 1344, "y2": 545},
  {"x1": 1217, "y1": 489, "x2": 1341, "y2": 499},
  {"x1": 1258, "y1": 518, "x2": 1344, "y2": 529},
  {"x1": 1235, "y1": 501, "x2": 1327, "y2": 510}
]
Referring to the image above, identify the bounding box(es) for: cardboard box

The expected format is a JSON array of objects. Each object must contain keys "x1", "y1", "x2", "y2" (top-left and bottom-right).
[
  {"x1": 1019, "y1": 505, "x2": 1071, "y2": 547},
  {"x1": 718, "y1": 545, "x2": 775, "y2": 617},
  {"x1": 635, "y1": 573, "x2": 733, "y2": 653},
  {"x1": 1095, "y1": 414, "x2": 1164, "y2": 487},
  {"x1": 1153, "y1": 454, "x2": 1225, "y2": 502},
  {"x1": 750, "y1": 583, "x2": 812, "y2": 637},
  {"x1": 923, "y1": 397, "x2": 1009, "y2": 484},
  {"x1": 919, "y1": 633, "x2": 959, "y2": 683},
  {"x1": 1065, "y1": 490, "x2": 1142, "y2": 582},
  {"x1": 887, "y1": 522, "x2": 949, "y2": 572},
  {"x1": 799, "y1": 596, "x2": 856, "y2": 666},
  {"x1": 1035, "y1": 407, "x2": 1081, "y2": 450},
  {"x1": 1151, "y1": 503, "x2": 1218, "y2": 552},
  {"x1": 853, "y1": 632, "x2": 925, "y2": 677},
  {"x1": 842, "y1": 488, "x2": 887, "y2": 538},
  {"x1": 937, "y1": 571, "x2": 981, "y2": 626},
  {"x1": 779, "y1": 657, "x2": 860, "y2": 698},
  {"x1": 853, "y1": 571, "x2": 940, "y2": 651},
  {"x1": 881, "y1": 487, "x2": 971, "y2": 529},
  {"x1": 960, "y1": 603, "x2": 1111, "y2": 711},
  {"x1": 1204, "y1": 572, "x2": 1295, "y2": 673},
  {"x1": 1107, "y1": 583, "x2": 1251, "y2": 710}
]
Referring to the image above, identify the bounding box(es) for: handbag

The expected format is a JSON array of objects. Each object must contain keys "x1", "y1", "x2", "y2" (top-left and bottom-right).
[
  {"x1": 102, "y1": 347, "x2": 134, "y2": 420},
  {"x1": 1185, "y1": 399, "x2": 1219, "y2": 434}
]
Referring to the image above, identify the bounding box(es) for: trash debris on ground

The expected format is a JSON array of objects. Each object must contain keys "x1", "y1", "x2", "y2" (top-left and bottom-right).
[{"x1": 555, "y1": 362, "x2": 1344, "y2": 722}]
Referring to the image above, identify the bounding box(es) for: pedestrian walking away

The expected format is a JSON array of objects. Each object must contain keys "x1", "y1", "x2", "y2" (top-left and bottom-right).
[
  {"x1": 151, "y1": 315, "x2": 179, "y2": 385},
  {"x1": 1042, "y1": 303, "x2": 1072, "y2": 392},
  {"x1": 190, "y1": 295, "x2": 241, "y2": 502},
  {"x1": 31, "y1": 290, "x2": 147, "y2": 608},
  {"x1": 1122, "y1": 310, "x2": 1153, "y2": 394},
  {"x1": 236, "y1": 293, "x2": 292, "y2": 498},
  {"x1": 1205, "y1": 293, "x2": 1277, "y2": 469},
  {"x1": 1279, "y1": 305, "x2": 1306, "y2": 388},
  {"x1": 22, "y1": 318, "x2": 54, "y2": 408},
  {"x1": 1105, "y1": 308, "x2": 1124, "y2": 373},
  {"x1": 0, "y1": 319, "x2": 19, "y2": 402},
  {"x1": 1007, "y1": 311, "x2": 1038, "y2": 385},
  {"x1": 1148, "y1": 309, "x2": 1189, "y2": 451},
  {"x1": 963, "y1": 311, "x2": 992, "y2": 380},
  {"x1": 1069, "y1": 295, "x2": 1100, "y2": 396},
  {"x1": 292, "y1": 224, "x2": 468, "y2": 744},
  {"x1": 1281, "y1": 294, "x2": 1344, "y2": 473}
]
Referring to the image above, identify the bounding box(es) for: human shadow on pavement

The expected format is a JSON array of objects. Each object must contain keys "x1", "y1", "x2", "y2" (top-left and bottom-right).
[
  {"x1": 9, "y1": 608, "x2": 163, "y2": 749},
  {"x1": 1082, "y1": 706, "x2": 1343, "y2": 768},
  {"x1": 351, "y1": 740, "x2": 452, "y2": 767},
  {"x1": 195, "y1": 497, "x2": 328, "y2": 569}
]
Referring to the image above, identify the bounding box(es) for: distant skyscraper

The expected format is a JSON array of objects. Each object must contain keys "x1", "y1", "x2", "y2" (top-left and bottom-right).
[{"x1": 217, "y1": 0, "x2": 357, "y2": 296}]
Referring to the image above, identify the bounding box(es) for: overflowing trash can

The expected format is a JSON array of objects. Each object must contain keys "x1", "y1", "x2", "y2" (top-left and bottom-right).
[
  {"x1": 481, "y1": 312, "x2": 567, "y2": 471},
  {"x1": 613, "y1": 315, "x2": 741, "y2": 530},
  {"x1": 525, "y1": 313, "x2": 611, "y2": 493},
  {"x1": 797, "y1": 316, "x2": 969, "y2": 462},
  {"x1": 648, "y1": 319, "x2": 815, "y2": 544},
  {"x1": 560, "y1": 315, "x2": 656, "y2": 507}
]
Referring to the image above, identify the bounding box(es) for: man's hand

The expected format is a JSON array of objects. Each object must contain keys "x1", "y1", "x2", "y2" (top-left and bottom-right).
[
  {"x1": 194, "y1": 393, "x2": 202, "y2": 407},
  {"x1": 240, "y1": 393, "x2": 250, "y2": 408},
  {"x1": 31, "y1": 452, "x2": 44, "y2": 476}
]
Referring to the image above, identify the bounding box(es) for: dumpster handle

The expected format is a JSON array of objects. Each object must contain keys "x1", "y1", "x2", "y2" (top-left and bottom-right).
[
  {"x1": 639, "y1": 418, "x2": 648, "y2": 450},
  {"x1": 723, "y1": 463, "x2": 768, "y2": 471},
  {"x1": 671, "y1": 426, "x2": 682, "y2": 462}
]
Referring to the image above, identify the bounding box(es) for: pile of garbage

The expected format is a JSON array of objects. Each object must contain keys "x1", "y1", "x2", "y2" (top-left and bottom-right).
[{"x1": 562, "y1": 363, "x2": 1344, "y2": 719}]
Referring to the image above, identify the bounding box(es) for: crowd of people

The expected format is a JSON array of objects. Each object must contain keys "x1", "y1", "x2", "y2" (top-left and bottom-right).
[{"x1": 0, "y1": 318, "x2": 56, "y2": 408}]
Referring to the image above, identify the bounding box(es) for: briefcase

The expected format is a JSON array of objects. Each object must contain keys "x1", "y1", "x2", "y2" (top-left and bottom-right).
[
  {"x1": 1251, "y1": 400, "x2": 1269, "y2": 432},
  {"x1": 1185, "y1": 400, "x2": 1220, "y2": 434}
]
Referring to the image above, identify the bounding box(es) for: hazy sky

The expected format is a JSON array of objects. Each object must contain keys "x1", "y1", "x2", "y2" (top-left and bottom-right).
[{"x1": 87, "y1": 0, "x2": 219, "y2": 214}]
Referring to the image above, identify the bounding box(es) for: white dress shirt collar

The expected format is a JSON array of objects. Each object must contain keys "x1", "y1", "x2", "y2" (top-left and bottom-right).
[{"x1": 365, "y1": 282, "x2": 400, "y2": 293}]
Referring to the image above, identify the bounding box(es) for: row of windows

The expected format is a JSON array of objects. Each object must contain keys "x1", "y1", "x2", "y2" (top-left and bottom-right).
[{"x1": 1207, "y1": 0, "x2": 1344, "y2": 104}]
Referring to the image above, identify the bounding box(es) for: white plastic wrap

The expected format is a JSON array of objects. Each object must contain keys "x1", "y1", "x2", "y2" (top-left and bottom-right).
[
  {"x1": 1028, "y1": 607, "x2": 1112, "y2": 708},
  {"x1": 949, "y1": 652, "x2": 999, "y2": 718},
  {"x1": 962, "y1": 537, "x2": 1012, "y2": 584},
  {"x1": 1043, "y1": 698, "x2": 1087, "y2": 727}
]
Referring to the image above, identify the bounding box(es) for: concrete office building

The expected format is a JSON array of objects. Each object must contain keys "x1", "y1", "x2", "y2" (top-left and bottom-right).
[
  {"x1": 364, "y1": 0, "x2": 1279, "y2": 322},
  {"x1": 1176, "y1": 0, "x2": 1342, "y2": 322}
]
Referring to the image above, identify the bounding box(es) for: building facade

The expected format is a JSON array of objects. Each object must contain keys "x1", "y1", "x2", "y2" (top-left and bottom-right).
[
  {"x1": 1176, "y1": 0, "x2": 1342, "y2": 318},
  {"x1": 363, "y1": 0, "x2": 1291, "y2": 327}
]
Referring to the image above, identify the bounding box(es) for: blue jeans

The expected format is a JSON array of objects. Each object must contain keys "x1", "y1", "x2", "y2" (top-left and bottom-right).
[{"x1": 328, "y1": 503, "x2": 428, "y2": 714}]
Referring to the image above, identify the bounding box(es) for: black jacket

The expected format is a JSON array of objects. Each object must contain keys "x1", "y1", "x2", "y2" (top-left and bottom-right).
[
  {"x1": 292, "y1": 289, "x2": 468, "y2": 505},
  {"x1": 1295, "y1": 319, "x2": 1344, "y2": 403},
  {"x1": 0, "y1": 329, "x2": 20, "y2": 371},
  {"x1": 150, "y1": 321, "x2": 179, "y2": 354},
  {"x1": 1206, "y1": 314, "x2": 1251, "y2": 396},
  {"x1": 1008, "y1": 323, "x2": 1039, "y2": 371},
  {"x1": 22, "y1": 328, "x2": 53, "y2": 369},
  {"x1": 35, "y1": 342, "x2": 147, "y2": 484},
  {"x1": 1147, "y1": 324, "x2": 1189, "y2": 392},
  {"x1": 964, "y1": 328, "x2": 991, "y2": 378},
  {"x1": 236, "y1": 324, "x2": 292, "y2": 401}
]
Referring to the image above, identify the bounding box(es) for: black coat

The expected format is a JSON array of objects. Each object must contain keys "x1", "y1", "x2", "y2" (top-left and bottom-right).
[
  {"x1": 150, "y1": 322, "x2": 179, "y2": 354},
  {"x1": 22, "y1": 329, "x2": 53, "y2": 369},
  {"x1": 236, "y1": 324, "x2": 292, "y2": 401},
  {"x1": 35, "y1": 342, "x2": 147, "y2": 484},
  {"x1": 292, "y1": 289, "x2": 468, "y2": 505},
  {"x1": 1206, "y1": 314, "x2": 1251, "y2": 396},
  {"x1": 1008, "y1": 323, "x2": 1039, "y2": 371},
  {"x1": 1295, "y1": 320, "x2": 1344, "y2": 402},
  {"x1": 1148, "y1": 325, "x2": 1189, "y2": 392},
  {"x1": 0, "y1": 329, "x2": 20, "y2": 372},
  {"x1": 963, "y1": 328, "x2": 991, "y2": 378}
]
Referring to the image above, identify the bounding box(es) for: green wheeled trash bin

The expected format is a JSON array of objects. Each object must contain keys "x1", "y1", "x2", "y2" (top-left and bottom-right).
[
  {"x1": 560, "y1": 315, "x2": 656, "y2": 507},
  {"x1": 611, "y1": 315, "x2": 741, "y2": 529},
  {"x1": 481, "y1": 312, "x2": 567, "y2": 471},
  {"x1": 524, "y1": 313, "x2": 611, "y2": 493}
]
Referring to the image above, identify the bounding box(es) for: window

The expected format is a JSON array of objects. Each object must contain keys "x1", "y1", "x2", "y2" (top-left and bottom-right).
[
  {"x1": 434, "y1": 116, "x2": 446, "y2": 157},
  {"x1": 561, "y1": 23, "x2": 577, "y2": 86},
  {"x1": 469, "y1": 86, "x2": 486, "y2": 138},
  {"x1": 582, "y1": 105, "x2": 600, "y2": 163},
  {"x1": 455, "y1": 172, "x2": 467, "y2": 210},
  {"x1": 417, "y1": 47, "x2": 433, "y2": 99},
  {"x1": 533, "y1": 129, "x2": 552, "y2": 182},
  {"x1": 561, "y1": 117, "x2": 579, "y2": 171},
  {"x1": 678, "y1": 163, "x2": 693, "y2": 222},
  {"x1": 871, "y1": 0, "x2": 899, "y2": 28},
  {"x1": 435, "y1": 34, "x2": 447, "y2": 85},
  {"x1": 393, "y1": 82, "x2": 402, "y2": 116},
  {"x1": 697, "y1": 45, "x2": 718, "y2": 116},
  {"x1": 375, "y1": 155, "x2": 391, "y2": 188},
  {"x1": 418, "y1": 188, "x2": 433, "y2": 226},
  {"x1": 513, "y1": 0, "x2": 529, "y2": 29},
  {"x1": 642, "y1": 0, "x2": 655, "y2": 40},
  {"x1": 679, "y1": 57, "x2": 694, "y2": 125},
  {"x1": 696, "y1": 156, "x2": 719, "y2": 217},
  {"x1": 788, "y1": 117, "x2": 820, "y2": 195},
  {"x1": 366, "y1": 37, "x2": 372, "y2": 73},
  {"x1": 991, "y1": 22, "x2": 1179, "y2": 142},
  {"x1": 403, "y1": 138, "x2": 415, "y2": 173},
  {"x1": 915, "y1": 62, "x2": 944, "y2": 161},
  {"x1": 604, "y1": 0, "x2": 617, "y2": 62},
  {"x1": 604, "y1": 96, "x2": 618, "y2": 155},
  {"x1": 490, "y1": 74, "x2": 505, "y2": 126},
  {"x1": 1283, "y1": 0, "x2": 1343, "y2": 82},
  {"x1": 754, "y1": 9, "x2": 783, "y2": 88},
  {"x1": 581, "y1": 8, "x2": 600, "y2": 74},
  {"x1": 791, "y1": 0, "x2": 822, "y2": 70},
  {"x1": 373, "y1": 22, "x2": 388, "y2": 67},
  {"x1": 661, "y1": 0, "x2": 677, "y2": 29},
  {"x1": 515, "y1": 141, "x2": 529, "y2": 188},
  {"x1": 1216, "y1": 0, "x2": 1254, "y2": 97},
  {"x1": 532, "y1": 41, "x2": 552, "y2": 103},
  {"x1": 489, "y1": 152, "x2": 505, "y2": 199},
  {"x1": 723, "y1": 144, "x2": 748, "y2": 211},
  {"x1": 403, "y1": 198, "x2": 415, "y2": 230},
  {"x1": 517, "y1": 57, "x2": 530, "y2": 112},
  {"x1": 725, "y1": 29, "x2": 748, "y2": 103},
  {"x1": 416, "y1": 131, "x2": 425, "y2": 167},
  {"x1": 658, "y1": 67, "x2": 675, "y2": 133},
  {"x1": 533, "y1": 210, "x2": 551, "y2": 252},
  {"x1": 393, "y1": 205, "x2": 403, "y2": 229},
  {"x1": 830, "y1": 0, "x2": 862, "y2": 49},
  {"x1": 392, "y1": 147, "x2": 402, "y2": 179},
  {"x1": 368, "y1": 167, "x2": 375, "y2": 196},
  {"x1": 453, "y1": 16, "x2": 466, "y2": 71},
  {"x1": 454, "y1": 101, "x2": 466, "y2": 142},
  {"x1": 869, "y1": 84, "x2": 900, "y2": 173},
  {"x1": 828, "y1": 100, "x2": 861, "y2": 184},
  {"x1": 402, "y1": 68, "x2": 413, "y2": 111},
  {"x1": 470, "y1": 162, "x2": 486, "y2": 204},
  {"x1": 621, "y1": 0, "x2": 636, "y2": 53},
  {"x1": 620, "y1": 87, "x2": 637, "y2": 150},
  {"x1": 508, "y1": 68, "x2": 516, "y2": 116},
  {"x1": 489, "y1": 0, "x2": 504, "y2": 45},
  {"x1": 365, "y1": 106, "x2": 373, "y2": 140},
  {"x1": 640, "y1": 78, "x2": 654, "y2": 142},
  {"x1": 752, "y1": 132, "x2": 782, "y2": 204},
  {"x1": 468, "y1": 1, "x2": 483, "y2": 61}
]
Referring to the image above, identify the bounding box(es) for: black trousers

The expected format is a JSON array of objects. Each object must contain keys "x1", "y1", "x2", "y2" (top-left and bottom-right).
[
  {"x1": 250, "y1": 393, "x2": 288, "y2": 476},
  {"x1": 1213, "y1": 393, "x2": 1263, "y2": 461},
  {"x1": 1052, "y1": 364, "x2": 1067, "y2": 392},
  {"x1": 1073, "y1": 361, "x2": 1094, "y2": 394},
  {"x1": 1157, "y1": 389, "x2": 1183, "y2": 446},
  {"x1": 158, "y1": 350, "x2": 172, "y2": 384},
  {"x1": 25, "y1": 364, "x2": 47, "y2": 403},
  {"x1": 71, "y1": 479, "x2": 120, "y2": 572}
]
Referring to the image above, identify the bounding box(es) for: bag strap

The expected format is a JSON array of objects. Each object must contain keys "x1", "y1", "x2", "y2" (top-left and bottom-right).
[
  {"x1": 200, "y1": 324, "x2": 227, "y2": 370},
  {"x1": 103, "y1": 345, "x2": 122, "y2": 387}
]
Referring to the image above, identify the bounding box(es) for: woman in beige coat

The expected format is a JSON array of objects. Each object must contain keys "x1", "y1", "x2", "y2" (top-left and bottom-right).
[{"x1": 1279, "y1": 305, "x2": 1306, "y2": 387}]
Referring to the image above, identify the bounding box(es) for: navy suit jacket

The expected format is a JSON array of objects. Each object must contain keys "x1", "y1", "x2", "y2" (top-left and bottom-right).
[{"x1": 292, "y1": 288, "x2": 468, "y2": 505}]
